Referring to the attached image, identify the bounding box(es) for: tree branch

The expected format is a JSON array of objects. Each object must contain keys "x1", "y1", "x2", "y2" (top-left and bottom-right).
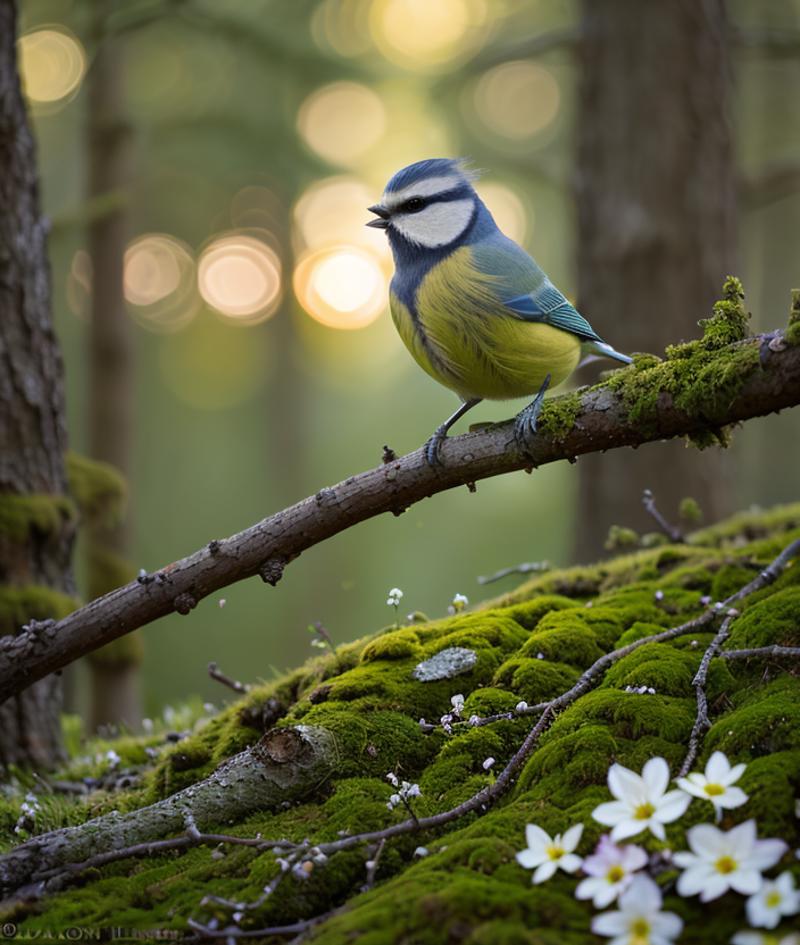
[{"x1": 1, "y1": 328, "x2": 799, "y2": 704}]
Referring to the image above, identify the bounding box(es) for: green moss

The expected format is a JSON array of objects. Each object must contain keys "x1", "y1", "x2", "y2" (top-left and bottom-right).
[
  {"x1": 66, "y1": 451, "x2": 127, "y2": 525},
  {"x1": 537, "y1": 390, "x2": 582, "y2": 442},
  {"x1": 0, "y1": 585, "x2": 76, "y2": 636},
  {"x1": 679, "y1": 497, "x2": 702, "y2": 525},
  {"x1": 0, "y1": 493, "x2": 76, "y2": 544},
  {"x1": 361, "y1": 628, "x2": 422, "y2": 662},
  {"x1": 12, "y1": 501, "x2": 800, "y2": 943},
  {"x1": 604, "y1": 525, "x2": 639, "y2": 551},
  {"x1": 696, "y1": 275, "x2": 750, "y2": 349}
]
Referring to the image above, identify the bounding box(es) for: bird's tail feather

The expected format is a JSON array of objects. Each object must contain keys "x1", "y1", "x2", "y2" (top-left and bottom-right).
[{"x1": 586, "y1": 340, "x2": 632, "y2": 364}]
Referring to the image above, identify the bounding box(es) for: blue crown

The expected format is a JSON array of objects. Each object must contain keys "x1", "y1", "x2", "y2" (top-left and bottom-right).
[{"x1": 385, "y1": 158, "x2": 476, "y2": 194}]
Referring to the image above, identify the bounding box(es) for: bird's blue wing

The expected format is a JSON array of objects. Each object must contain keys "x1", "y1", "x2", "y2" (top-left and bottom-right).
[
  {"x1": 470, "y1": 235, "x2": 603, "y2": 343},
  {"x1": 503, "y1": 284, "x2": 602, "y2": 343}
]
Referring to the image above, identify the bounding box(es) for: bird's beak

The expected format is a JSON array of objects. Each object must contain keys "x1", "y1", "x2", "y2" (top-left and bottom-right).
[{"x1": 366, "y1": 204, "x2": 390, "y2": 229}]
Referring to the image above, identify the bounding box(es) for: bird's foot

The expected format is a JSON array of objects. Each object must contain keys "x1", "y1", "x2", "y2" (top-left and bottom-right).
[
  {"x1": 424, "y1": 424, "x2": 449, "y2": 467},
  {"x1": 514, "y1": 374, "x2": 551, "y2": 459}
]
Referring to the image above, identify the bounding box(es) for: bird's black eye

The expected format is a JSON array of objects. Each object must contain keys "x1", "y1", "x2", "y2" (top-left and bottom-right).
[{"x1": 402, "y1": 197, "x2": 426, "y2": 213}]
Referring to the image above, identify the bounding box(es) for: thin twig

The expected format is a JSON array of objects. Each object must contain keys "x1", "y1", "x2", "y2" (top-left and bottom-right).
[
  {"x1": 362, "y1": 838, "x2": 386, "y2": 892},
  {"x1": 642, "y1": 489, "x2": 684, "y2": 543},
  {"x1": 722, "y1": 645, "x2": 800, "y2": 660},
  {"x1": 208, "y1": 661, "x2": 250, "y2": 694},
  {"x1": 477, "y1": 561, "x2": 551, "y2": 585}
]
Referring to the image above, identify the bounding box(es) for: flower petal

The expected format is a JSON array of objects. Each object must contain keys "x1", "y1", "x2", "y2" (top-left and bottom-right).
[
  {"x1": 575, "y1": 877, "x2": 602, "y2": 901},
  {"x1": 621, "y1": 843, "x2": 649, "y2": 871},
  {"x1": 516, "y1": 849, "x2": 546, "y2": 869},
  {"x1": 610, "y1": 819, "x2": 646, "y2": 842},
  {"x1": 705, "y1": 751, "x2": 730, "y2": 784},
  {"x1": 591, "y1": 911, "x2": 628, "y2": 936},
  {"x1": 731, "y1": 868, "x2": 769, "y2": 897},
  {"x1": 649, "y1": 819, "x2": 666, "y2": 841},
  {"x1": 748, "y1": 838, "x2": 788, "y2": 871},
  {"x1": 562, "y1": 822, "x2": 584, "y2": 853},
  {"x1": 532, "y1": 860, "x2": 557, "y2": 884},
  {"x1": 700, "y1": 872, "x2": 733, "y2": 901},
  {"x1": 624, "y1": 874, "x2": 662, "y2": 912},
  {"x1": 675, "y1": 777, "x2": 707, "y2": 800},
  {"x1": 593, "y1": 801, "x2": 631, "y2": 827},
  {"x1": 642, "y1": 756, "x2": 670, "y2": 798},
  {"x1": 686, "y1": 822, "x2": 725, "y2": 857},
  {"x1": 716, "y1": 786, "x2": 749, "y2": 809},
  {"x1": 677, "y1": 862, "x2": 717, "y2": 897},
  {"x1": 525, "y1": 823, "x2": 552, "y2": 851},
  {"x1": 559, "y1": 853, "x2": 583, "y2": 874},
  {"x1": 656, "y1": 789, "x2": 691, "y2": 822},
  {"x1": 651, "y1": 911, "x2": 683, "y2": 940},
  {"x1": 608, "y1": 763, "x2": 645, "y2": 802},
  {"x1": 727, "y1": 762, "x2": 747, "y2": 784}
]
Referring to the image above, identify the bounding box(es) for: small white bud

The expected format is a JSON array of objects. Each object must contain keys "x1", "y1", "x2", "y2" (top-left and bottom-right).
[{"x1": 482, "y1": 757, "x2": 495, "y2": 770}]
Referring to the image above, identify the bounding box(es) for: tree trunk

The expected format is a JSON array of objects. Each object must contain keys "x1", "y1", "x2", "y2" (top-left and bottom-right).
[
  {"x1": 574, "y1": 0, "x2": 737, "y2": 558},
  {"x1": 85, "y1": 9, "x2": 142, "y2": 733},
  {"x1": 0, "y1": 0, "x2": 74, "y2": 767}
]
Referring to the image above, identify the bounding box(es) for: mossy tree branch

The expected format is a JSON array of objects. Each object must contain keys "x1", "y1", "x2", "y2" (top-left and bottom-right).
[{"x1": 1, "y1": 302, "x2": 800, "y2": 704}]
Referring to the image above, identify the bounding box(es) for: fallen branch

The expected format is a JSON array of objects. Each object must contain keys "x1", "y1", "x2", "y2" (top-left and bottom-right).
[
  {"x1": 721, "y1": 645, "x2": 800, "y2": 660},
  {"x1": 641, "y1": 488, "x2": 684, "y2": 543},
  {"x1": 2, "y1": 322, "x2": 800, "y2": 703},
  {"x1": 208, "y1": 661, "x2": 250, "y2": 694},
  {"x1": 0, "y1": 725, "x2": 336, "y2": 895}
]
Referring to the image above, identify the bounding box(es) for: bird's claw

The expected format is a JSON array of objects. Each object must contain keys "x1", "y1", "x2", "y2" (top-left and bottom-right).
[
  {"x1": 514, "y1": 374, "x2": 550, "y2": 460},
  {"x1": 424, "y1": 425, "x2": 448, "y2": 467}
]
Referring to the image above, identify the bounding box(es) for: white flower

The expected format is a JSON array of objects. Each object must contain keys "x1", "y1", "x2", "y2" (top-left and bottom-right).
[
  {"x1": 576, "y1": 835, "x2": 648, "y2": 908},
  {"x1": 413, "y1": 846, "x2": 429, "y2": 858},
  {"x1": 387, "y1": 588, "x2": 403, "y2": 606},
  {"x1": 449, "y1": 593, "x2": 468, "y2": 614},
  {"x1": 674, "y1": 820, "x2": 787, "y2": 902},
  {"x1": 515, "y1": 701, "x2": 528, "y2": 712},
  {"x1": 745, "y1": 871, "x2": 800, "y2": 929},
  {"x1": 450, "y1": 693, "x2": 464, "y2": 716},
  {"x1": 592, "y1": 874, "x2": 683, "y2": 945},
  {"x1": 105, "y1": 749, "x2": 121, "y2": 768},
  {"x1": 732, "y1": 933, "x2": 800, "y2": 945},
  {"x1": 515, "y1": 823, "x2": 583, "y2": 884},
  {"x1": 593, "y1": 758, "x2": 691, "y2": 841},
  {"x1": 675, "y1": 751, "x2": 748, "y2": 818},
  {"x1": 482, "y1": 757, "x2": 495, "y2": 771}
]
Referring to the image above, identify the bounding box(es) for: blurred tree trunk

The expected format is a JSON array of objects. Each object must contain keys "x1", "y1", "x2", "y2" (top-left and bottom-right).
[
  {"x1": 85, "y1": 8, "x2": 142, "y2": 732},
  {"x1": 0, "y1": 0, "x2": 74, "y2": 767},
  {"x1": 574, "y1": 0, "x2": 737, "y2": 558}
]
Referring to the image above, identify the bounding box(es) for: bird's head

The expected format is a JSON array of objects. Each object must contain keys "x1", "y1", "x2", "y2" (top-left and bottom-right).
[{"x1": 367, "y1": 158, "x2": 483, "y2": 254}]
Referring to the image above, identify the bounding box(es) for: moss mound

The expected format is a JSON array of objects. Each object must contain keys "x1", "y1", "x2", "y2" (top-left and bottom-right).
[{"x1": 3, "y1": 504, "x2": 800, "y2": 942}]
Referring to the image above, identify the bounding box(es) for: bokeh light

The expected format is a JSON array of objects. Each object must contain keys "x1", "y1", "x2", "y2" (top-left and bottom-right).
[
  {"x1": 476, "y1": 182, "x2": 531, "y2": 244},
  {"x1": 158, "y1": 315, "x2": 270, "y2": 410},
  {"x1": 311, "y1": 0, "x2": 374, "y2": 58},
  {"x1": 124, "y1": 234, "x2": 198, "y2": 333},
  {"x1": 474, "y1": 61, "x2": 560, "y2": 140},
  {"x1": 294, "y1": 246, "x2": 388, "y2": 330},
  {"x1": 297, "y1": 82, "x2": 387, "y2": 167},
  {"x1": 17, "y1": 26, "x2": 86, "y2": 106},
  {"x1": 198, "y1": 233, "x2": 282, "y2": 325},
  {"x1": 368, "y1": 0, "x2": 488, "y2": 71},
  {"x1": 293, "y1": 176, "x2": 390, "y2": 260}
]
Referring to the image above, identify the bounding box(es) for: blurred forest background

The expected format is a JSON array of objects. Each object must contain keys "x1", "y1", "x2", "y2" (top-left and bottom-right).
[{"x1": 14, "y1": 0, "x2": 800, "y2": 731}]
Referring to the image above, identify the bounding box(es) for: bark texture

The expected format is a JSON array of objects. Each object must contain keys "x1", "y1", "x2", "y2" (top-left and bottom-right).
[
  {"x1": 575, "y1": 0, "x2": 738, "y2": 557},
  {"x1": 0, "y1": 317, "x2": 798, "y2": 703},
  {"x1": 0, "y1": 0, "x2": 73, "y2": 767},
  {"x1": 0, "y1": 725, "x2": 337, "y2": 894}
]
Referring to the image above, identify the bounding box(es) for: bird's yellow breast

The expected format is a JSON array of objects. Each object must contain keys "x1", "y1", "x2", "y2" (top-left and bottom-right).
[{"x1": 390, "y1": 247, "x2": 580, "y2": 401}]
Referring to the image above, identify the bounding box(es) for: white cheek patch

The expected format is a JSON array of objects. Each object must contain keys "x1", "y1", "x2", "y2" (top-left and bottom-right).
[
  {"x1": 391, "y1": 198, "x2": 475, "y2": 248},
  {"x1": 383, "y1": 175, "x2": 463, "y2": 208}
]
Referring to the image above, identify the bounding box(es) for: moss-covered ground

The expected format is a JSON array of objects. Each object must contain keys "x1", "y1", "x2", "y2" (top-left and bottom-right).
[{"x1": 2, "y1": 504, "x2": 799, "y2": 943}]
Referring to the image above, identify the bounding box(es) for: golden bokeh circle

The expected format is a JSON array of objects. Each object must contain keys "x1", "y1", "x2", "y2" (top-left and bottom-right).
[
  {"x1": 293, "y1": 246, "x2": 388, "y2": 331},
  {"x1": 198, "y1": 234, "x2": 282, "y2": 325},
  {"x1": 18, "y1": 26, "x2": 86, "y2": 105},
  {"x1": 474, "y1": 61, "x2": 560, "y2": 140},
  {"x1": 297, "y1": 82, "x2": 387, "y2": 166}
]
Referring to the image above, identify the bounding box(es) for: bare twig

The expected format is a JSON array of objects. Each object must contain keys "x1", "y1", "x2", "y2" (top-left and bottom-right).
[
  {"x1": 722, "y1": 645, "x2": 800, "y2": 661},
  {"x1": 362, "y1": 838, "x2": 386, "y2": 892},
  {"x1": 477, "y1": 560, "x2": 550, "y2": 585},
  {"x1": 208, "y1": 661, "x2": 250, "y2": 694},
  {"x1": 642, "y1": 489, "x2": 684, "y2": 543},
  {"x1": 2, "y1": 328, "x2": 800, "y2": 703}
]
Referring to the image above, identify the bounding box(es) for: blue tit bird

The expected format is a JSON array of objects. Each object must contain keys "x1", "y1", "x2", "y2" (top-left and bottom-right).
[{"x1": 366, "y1": 158, "x2": 631, "y2": 465}]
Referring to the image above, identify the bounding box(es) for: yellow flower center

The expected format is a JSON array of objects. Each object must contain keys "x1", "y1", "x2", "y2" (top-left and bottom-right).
[
  {"x1": 546, "y1": 845, "x2": 564, "y2": 861},
  {"x1": 715, "y1": 855, "x2": 737, "y2": 874},
  {"x1": 606, "y1": 865, "x2": 626, "y2": 883},
  {"x1": 765, "y1": 891, "x2": 782, "y2": 908},
  {"x1": 630, "y1": 917, "x2": 651, "y2": 943},
  {"x1": 704, "y1": 783, "x2": 725, "y2": 796},
  {"x1": 634, "y1": 802, "x2": 655, "y2": 820}
]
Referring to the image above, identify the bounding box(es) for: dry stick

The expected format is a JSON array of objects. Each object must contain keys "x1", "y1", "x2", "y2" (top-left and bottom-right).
[
  {"x1": 187, "y1": 907, "x2": 345, "y2": 943},
  {"x1": 641, "y1": 488, "x2": 684, "y2": 543},
  {"x1": 679, "y1": 611, "x2": 737, "y2": 778},
  {"x1": 722, "y1": 645, "x2": 800, "y2": 660},
  {"x1": 477, "y1": 560, "x2": 551, "y2": 585},
  {"x1": 3, "y1": 330, "x2": 800, "y2": 703},
  {"x1": 208, "y1": 661, "x2": 250, "y2": 694}
]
